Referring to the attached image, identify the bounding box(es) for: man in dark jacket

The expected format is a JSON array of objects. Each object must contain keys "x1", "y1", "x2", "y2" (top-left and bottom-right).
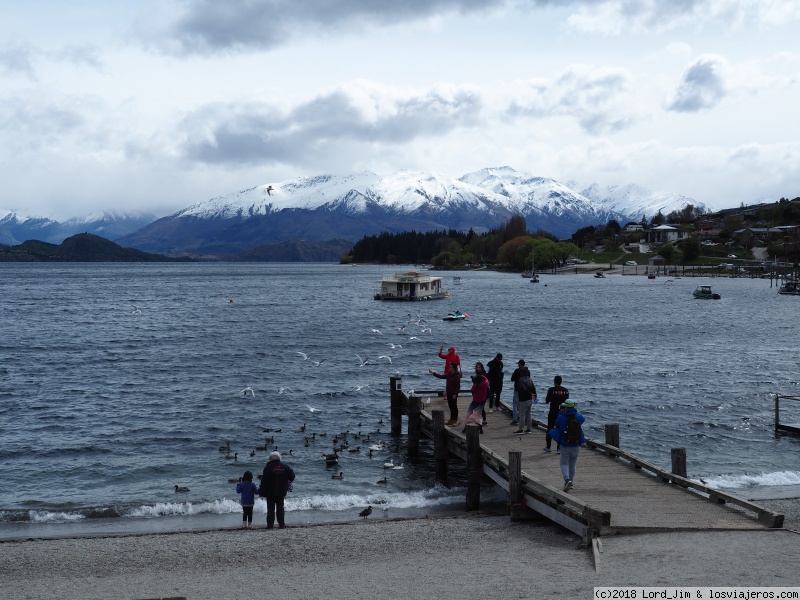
[
  {"x1": 509, "y1": 359, "x2": 530, "y2": 426},
  {"x1": 260, "y1": 451, "x2": 296, "y2": 529},
  {"x1": 486, "y1": 353, "x2": 504, "y2": 413},
  {"x1": 543, "y1": 375, "x2": 569, "y2": 453}
]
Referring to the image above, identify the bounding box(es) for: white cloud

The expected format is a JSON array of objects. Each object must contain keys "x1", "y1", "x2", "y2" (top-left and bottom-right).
[{"x1": 667, "y1": 54, "x2": 729, "y2": 112}]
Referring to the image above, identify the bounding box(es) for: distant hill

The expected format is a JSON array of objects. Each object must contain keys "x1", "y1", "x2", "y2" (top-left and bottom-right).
[
  {"x1": 228, "y1": 239, "x2": 354, "y2": 262},
  {"x1": 0, "y1": 233, "x2": 190, "y2": 262},
  {"x1": 0, "y1": 210, "x2": 156, "y2": 246}
]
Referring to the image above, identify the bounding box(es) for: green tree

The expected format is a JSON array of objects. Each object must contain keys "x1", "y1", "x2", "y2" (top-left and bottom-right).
[{"x1": 682, "y1": 237, "x2": 700, "y2": 261}]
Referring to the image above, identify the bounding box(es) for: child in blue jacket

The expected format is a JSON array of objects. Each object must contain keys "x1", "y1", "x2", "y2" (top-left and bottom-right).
[{"x1": 236, "y1": 470, "x2": 259, "y2": 529}]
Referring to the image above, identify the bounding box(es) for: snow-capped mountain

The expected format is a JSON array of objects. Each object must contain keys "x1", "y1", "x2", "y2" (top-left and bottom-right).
[
  {"x1": 574, "y1": 182, "x2": 711, "y2": 222},
  {"x1": 0, "y1": 210, "x2": 157, "y2": 246},
  {"x1": 118, "y1": 167, "x2": 656, "y2": 255}
]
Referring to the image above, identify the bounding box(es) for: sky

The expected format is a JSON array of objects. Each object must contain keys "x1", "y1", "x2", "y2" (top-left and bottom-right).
[{"x1": 2, "y1": 0, "x2": 799, "y2": 220}]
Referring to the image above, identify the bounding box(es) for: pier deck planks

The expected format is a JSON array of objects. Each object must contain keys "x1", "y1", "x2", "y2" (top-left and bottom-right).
[{"x1": 417, "y1": 393, "x2": 769, "y2": 533}]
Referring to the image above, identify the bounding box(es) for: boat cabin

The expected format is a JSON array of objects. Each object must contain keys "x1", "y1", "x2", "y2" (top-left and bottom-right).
[{"x1": 374, "y1": 271, "x2": 446, "y2": 301}]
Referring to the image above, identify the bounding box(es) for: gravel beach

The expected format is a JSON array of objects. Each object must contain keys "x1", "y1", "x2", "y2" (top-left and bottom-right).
[{"x1": 2, "y1": 503, "x2": 799, "y2": 600}]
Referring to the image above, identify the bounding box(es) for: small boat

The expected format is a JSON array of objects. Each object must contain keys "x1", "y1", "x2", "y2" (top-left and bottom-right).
[
  {"x1": 594, "y1": 271, "x2": 606, "y2": 278},
  {"x1": 647, "y1": 273, "x2": 657, "y2": 280},
  {"x1": 778, "y1": 281, "x2": 800, "y2": 295},
  {"x1": 529, "y1": 251, "x2": 539, "y2": 283},
  {"x1": 442, "y1": 310, "x2": 468, "y2": 321},
  {"x1": 693, "y1": 285, "x2": 721, "y2": 300},
  {"x1": 453, "y1": 276, "x2": 462, "y2": 285}
]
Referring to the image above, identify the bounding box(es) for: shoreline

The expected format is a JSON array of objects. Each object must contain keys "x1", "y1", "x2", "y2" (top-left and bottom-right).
[{"x1": 2, "y1": 510, "x2": 799, "y2": 599}]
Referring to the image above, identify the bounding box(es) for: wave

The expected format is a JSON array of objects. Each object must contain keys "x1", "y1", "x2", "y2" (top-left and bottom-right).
[
  {"x1": 698, "y1": 470, "x2": 800, "y2": 489},
  {"x1": 1, "y1": 486, "x2": 467, "y2": 524}
]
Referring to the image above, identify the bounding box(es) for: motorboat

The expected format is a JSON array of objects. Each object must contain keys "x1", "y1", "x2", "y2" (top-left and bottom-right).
[
  {"x1": 778, "y1": 281, "x2": 800, "y2": 295},
  {"x1": 594, "y1": 271, "x2": 606, "y2": 278},
  {"x1": 442, "y1": 310, "x2": 468, "y2": 321},
  {"x1": 647, "y1": 273, "x2": 657, "y2": 280},
  {"x1": 374, "y1": 271, "x2": 446, "y2": 301},
  {"x1": 693, "y1": 285, "x2": 721, "y2": 300}
]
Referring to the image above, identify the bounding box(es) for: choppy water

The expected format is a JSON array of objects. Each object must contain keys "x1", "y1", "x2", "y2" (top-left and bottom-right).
[{"x1": 1, "y1": 263, "x2": 799, "y2": 539}]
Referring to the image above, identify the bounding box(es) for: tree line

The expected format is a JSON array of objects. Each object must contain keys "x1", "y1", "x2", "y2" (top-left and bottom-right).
[{"x1": 343, "y1": 216, "x2": 582, "y2": 271}]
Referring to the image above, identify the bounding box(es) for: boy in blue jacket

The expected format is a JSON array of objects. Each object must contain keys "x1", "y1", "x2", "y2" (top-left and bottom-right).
[
  {"x1": 547, "y1": 400, "x2": 585, "y2": 492},
  {"x1": 236, "y1": 470, "x2": 259, "y2": 529}
]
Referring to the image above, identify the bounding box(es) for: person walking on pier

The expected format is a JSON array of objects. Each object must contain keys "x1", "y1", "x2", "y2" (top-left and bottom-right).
[
  {"x1": 463, "y1": 362, "x2": 488, "y2": 434},
  {"x1": 514, "y1": 366, "x2": 536, "y2": 434},
  {"x1": 509, "y1": 359, "x2": 530, "y2": 426},
  {"x1": 259, "y1": 451, "x2": 296, "y2": 529},
  {"x1": 548, "y1": 400, "x2": 585, "y2": 492},
  {"x1": 429, "y1": 361, "x2": 462, "y2": 426},
  {"x1": 543, "y1": 376, "x2": 569, "y2": 453},
  {"x1": 486, "y1": 353, "x2": 504, "y2": 413},
  {"x1": 438, "y1": 345, "x2": 461, "y2": 375}
]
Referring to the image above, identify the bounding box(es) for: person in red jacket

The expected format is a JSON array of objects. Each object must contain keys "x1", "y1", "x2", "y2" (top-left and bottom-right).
[
  {"x1": 429, "y1": 362, "x2": 462, "y2": 426},
  {"x1": 438, "y1": 345, "x2": 461, "y2": 374}
]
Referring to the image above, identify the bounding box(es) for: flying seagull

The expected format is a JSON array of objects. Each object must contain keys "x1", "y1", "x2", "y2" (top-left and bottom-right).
[
  {"x1": 241, "y1": 387, "x2": 255, "y2": 398},
  {"x1": 296, "y1": 351, "x2": 310, "y2": 360},
  {"x1": 266, "y1": 185, "x2": 274, "y2": 196}
]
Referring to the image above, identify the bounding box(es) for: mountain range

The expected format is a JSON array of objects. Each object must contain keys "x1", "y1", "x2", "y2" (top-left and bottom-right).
[{"x1": 2, "y1": 167, "x2": 709, "y2": 258}]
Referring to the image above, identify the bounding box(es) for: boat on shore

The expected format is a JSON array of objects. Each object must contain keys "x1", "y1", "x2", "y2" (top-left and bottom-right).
[
  {"x1": 374, "y1": 271, "x2": 446, "y2": 301},
  {"x1": 693, "y1": 285, "x2": 721, "y2": 300}
]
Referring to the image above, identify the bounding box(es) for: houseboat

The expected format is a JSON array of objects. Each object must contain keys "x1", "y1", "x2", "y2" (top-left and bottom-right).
[{"x1": 374, "y1": 271, "x2": 447, "y2": 301}]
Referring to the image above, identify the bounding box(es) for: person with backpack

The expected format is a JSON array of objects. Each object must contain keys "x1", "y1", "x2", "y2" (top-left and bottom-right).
[
  {"x1": 548, "y1": 400, "x2": 585, "y2": 492},
  {"x1": 486, "y1": 353, "x2": 504, "y2": 413},
  {"x1": 514, "y1": 364, "x2": 537, "y2": 434},
  {"x1": 543, "y1": 375, "x2": 569, "y2": 453}
]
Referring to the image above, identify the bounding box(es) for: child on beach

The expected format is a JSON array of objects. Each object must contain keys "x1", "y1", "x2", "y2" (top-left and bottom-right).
[{"x1": 236, "y1": 470, "x2": 259, "y2": 529}]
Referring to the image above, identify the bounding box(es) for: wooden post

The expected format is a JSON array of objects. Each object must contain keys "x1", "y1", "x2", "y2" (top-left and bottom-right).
[
  {"x1": 407, "y1": 393, "x2": 420, "y2": 459},
  {"x1": 671, "y1": 447, "x2": 687, "y2": 478},
  {"x1": 390, "y1": 375, "x2": 403, "y2": 436},
  {"x1": 432, "y1": 410, "x2": 448, "y2": 484},
  {"x1": 605, "y1": 423, "x2": 619, "y2": 457},
  {"x1": 775, "y1": 395, "x2": 780, "y2": 433},
  {"x1": 508, "y1": 451, "x2": 524, "y2": 519},
  {"x1": 465, "y1": 425, "x2": 482, "y2": 511}
]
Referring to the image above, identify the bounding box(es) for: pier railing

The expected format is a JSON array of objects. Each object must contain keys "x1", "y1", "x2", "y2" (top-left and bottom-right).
[{"x1": 775, "y1": 394, "x2": 800, "y2": 435}]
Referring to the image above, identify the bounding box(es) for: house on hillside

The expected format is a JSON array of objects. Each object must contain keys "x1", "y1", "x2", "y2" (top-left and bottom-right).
[{"x1": 645, "y1": 225, "x2": 690, "y2": 244}]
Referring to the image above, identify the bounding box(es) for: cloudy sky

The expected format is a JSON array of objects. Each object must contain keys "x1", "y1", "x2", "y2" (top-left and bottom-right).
[{"x1": 2, "y1": 0, "x2": 799, "y2": 220}]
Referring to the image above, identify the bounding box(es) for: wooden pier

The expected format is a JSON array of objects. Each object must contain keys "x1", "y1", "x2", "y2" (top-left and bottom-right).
[{"x1": 389, "y1": 377, "x2": 784, "y2": 543}]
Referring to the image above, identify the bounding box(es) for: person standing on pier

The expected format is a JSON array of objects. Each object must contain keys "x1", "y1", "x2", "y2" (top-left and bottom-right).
[
  {"x1": 429, "y1": 361, "x2": 462, "y2": 426},
  {"x1": 259, "y1": 451, "x2": 296, "y2": 529},
  {"x1": 548, "y1": 400, "x2": 585, "y2": 492},
  {"x1": 543, "y1": 376, "x2": 569, "y2": 453},
  {"x1": 509, "y1": 359, "x2": 530, "y2": 427},
  {"x1": 486, "y1": 353, "x2": 504, "y2": 413},
  {"x1": 463, "y1": 362, "x2": 488, "y2": 434},
  {"x1": 514, "y1": 367, "x2": 536, "y2": 434},
  {"x1": 438, "y1": 345, "x2": 461, "y2": 375}
]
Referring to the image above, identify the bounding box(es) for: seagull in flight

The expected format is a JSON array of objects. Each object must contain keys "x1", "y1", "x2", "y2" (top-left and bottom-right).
[
  {"x1": 311, "y1": 359, "x2": 326, "y2": 366},
  {"x1": 386, "y1": 343, "x2": 402, "y2": 349},
  {"x1": 408, "y1": 336, "x2": 420, "y2": 341},
  {"x1": 420, "y1": 327, "x2": 432, "y2": 334},
  {"x1": 131, "y1": 304, "x2": 142, "y2": 314},
  {"x1": 488, "y1": 318, "x2": 497, "y2": 324},
  {"x1": 306, "y1": 405, "x2": 321, "y2": 413},
  {"x1": 296, "y1": 351, "x2": 310, "y2": 360},
  {"x1": 355, "y1": 384, "x2": 372, "y2": 392},
  {"x1": 278, "y1": 387, "x2": 293, "y2": 394},
  {"x1": 377, "y1": 355, "x2": 393, "y2": 364},
  {"x1": 356, "y1": 354, "x2": 372, "y2": 367},
  {"x1": 371, "y1": 328, "x2": 383, "y2": 335},
  {"x1": 266, "y1": 185, "x2": 274, "y2": 196},
  {"x1": 241, "y1": 387, "x2": 255, "y2": 398}
]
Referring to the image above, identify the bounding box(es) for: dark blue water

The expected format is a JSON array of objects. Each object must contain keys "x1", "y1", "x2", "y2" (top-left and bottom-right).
[{"x1": 1, "y1": 263, "x2": 799, "y2": 538}]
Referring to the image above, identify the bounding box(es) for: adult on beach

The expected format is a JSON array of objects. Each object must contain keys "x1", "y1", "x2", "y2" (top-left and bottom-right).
[
  {"x1": 548, "y1": 400, "x2": 585, "y2": 492},
  {"x1": 486, "y1": 352, "x2": 504, "y2": 413},
  {"x1": 543, "y1": 375, "x2": 569, "y2": 453},
  {"x1": 463, "y1": 362, "x2": 488, "y2": 434},
  {"x1": 438, "y1": 345, "x2": 461, "y2": 375},
  {"x1": 259, "y1": 451, "x2": 296, "y2": 529},
  {"x1": 429, "y1": 361, "x2": 462, "y2": 426}
]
